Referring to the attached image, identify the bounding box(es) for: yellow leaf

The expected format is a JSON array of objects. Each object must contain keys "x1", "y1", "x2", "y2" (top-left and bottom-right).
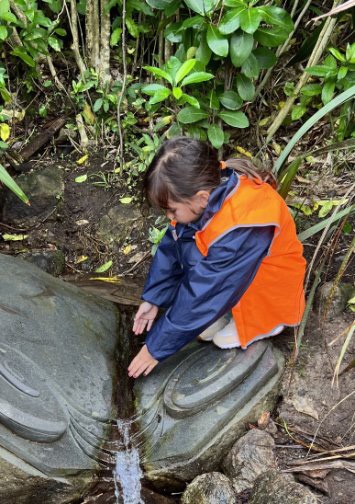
[
  {"x1": 272, "y1": 142, "x2": 282, "y2": 155},
  {"x1": 3, "y1": 233, "x2": 28, "y2": 241},
  {"x1": 82, "y1": 102, "x2": 96, "y2": 125},
  {"x1": 278, "y1": 101, "x2": 286, "y2": 110},
  {"x1": 76, "y1": 154, "x2": 89, "y2": 165},
  {"x1": 0, "y1": 123, "x2": 10, "y2": 141},
  {"x1": 75, "y1": 255, "x2": 88, "y2": 264},
  {"x1": 258, "y1": 117, "x2": 271, "y2": 127},
  {"x1": 122, "y1": 244, "x2": 133, "y2": 255},
  {"x1": 235, "y1": 146, "x2": 253, "y2": 158},
  {"x1": 89, "y1": 276, "x2": 122, "y2": 283}
]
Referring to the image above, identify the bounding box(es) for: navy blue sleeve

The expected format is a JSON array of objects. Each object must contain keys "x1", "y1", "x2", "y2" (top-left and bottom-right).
[
  {"x1": 141, "y1": 227, "x2": 184, "y2": 308},
  {"x1": 145, "y1": 226, "x2": 274, "y2": 361}
]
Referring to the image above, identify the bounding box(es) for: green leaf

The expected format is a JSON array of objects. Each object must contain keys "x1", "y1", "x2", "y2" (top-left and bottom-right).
[
  {"x1": 241, "y1": 52, "x2": 259, "y2": 79},
  {"x1": 291, "y1": 104, "x2": 307, "y2": 121},
  {"x1": 321, "y1": 80, "x2": 336, "y2": 104},
  {"x1": 236, "y1": 74, "x2": 255, "y2": 101},
  {"x1": 2, "y1": 233, "x2": 28, "y2": 241},
  {"x1": 329, "y1": 47, "x2": 345, "y2": 62},
  {"x1": 254, "y1": 26, "x2": 289, "y2": 47},
  {"x1": 184, "y1": 0, "x2": 205, "y2": 15},
  {"x1": 149, "y1": 88, "x2": 171, "y2": 104},
  {"x1": 142, "y1": 83, "x2": 169, "y2": 96},
  {"x1": 164, "y1": 0, "x2": 180, "y2": 16},
  {"x1": 274, "y1": 85, "x2": 355, "y2": 173},
  {"x1": 48, "y1": 36, "x2": 61, "y2": 52},
  {"x1": 110, "y1": 27, "x2": 122, "y2": 46},
  {"x1": 95, "y1": 260, "x2": 113, "y2": 273},
  {"x1": 181, "y1": 16, "x2": 205, "y2": 30},
  {"x1": 258, "y1": 6, "x2": 293, "y2": 32},
  {"x1": 173, "y1": 86, "x2": 183, "y2": 99},
  {"x1": 338, "y1": 66, "x2": 348, "y2": 80},
  {"x1": 120, "y1": 197, "x2": 133, "y2": 204},
  {"x1": 177, "y1": 106, "x2": 209, "y2": 123},
  {"x1": 75, "y1": 174, "x2": 88, "y2": 183},
  {"x1": 0, "y1": 26, "x2": 8, "y2": 40},
  {"x1": 11, "y1": 47, "x2": 36, "y2": 67},
  {"x1": 0, "y1": 0, "x2": 9, "y2": 17},
  {"x1": 181, "y1": 93, "x2": 200, "y2": 108},
  {"x1": 196, "y1": 33, "x2": 212, "y2": 65},
  {"x1": 207, "y1": 25, "x2": 229, "y2": 57},
  {"x1": 239, "y1": 8, "x2": 262, "y2": 34},
  {"x1": 305, "y1": 65, "x2": 338, "y2": 77},
  {"x1": 218, "y1": 110, "x2": 249, "y2": 128},
  {"x1": 207, "y1": 124, "x2": 224, "y2": 148},
  {"x1": 253, "y1": 47, "x2": 276, "y2": 69},
  {"x1": 175, "y1": 59, "x2": 196, "y2": 84},
  {"x1": 181, "y1": 71, "x2": 214, "y2": 86},
  {"x1": 146, "y1": 0, "x2": 175, "y2": 9},
  {"x1": 224, "y1": 0, "x2": 246, "y2": 7},
  {"x1": 0, "y1": 163, "x2": 29, "y2": 204},
  {"x1": 219, "y1": 90, "x2": 243, "y2": 110},
  {"x1": 144, "y1": 66, "x2": 173, "y2": 84},
  {"x1": 230, "y1": 31, "x2": 253, "y2": 67},
  {"x1": 54, "y1": 28, "x2": 67, "y2": 36},
  {"x1": 218, "y1": 7, "x2": 245, "y2": 35},
  {"x1": 93, "y1": 98, "x2": 103, "y2": 112},
  {"x1": 300, "y1": 83, "x2": 322, "y2": 96},
  {"x1": 278, "y1": 158, "x2": 303, "y2": 199}
]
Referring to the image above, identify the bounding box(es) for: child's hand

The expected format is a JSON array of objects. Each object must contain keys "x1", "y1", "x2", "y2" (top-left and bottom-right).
[
  {"x1": 133, "y1": 301, "x2": 159, "y2": 335},
  {"x1": 128, "y1": 345, "x2": 158, "y2": 378}
]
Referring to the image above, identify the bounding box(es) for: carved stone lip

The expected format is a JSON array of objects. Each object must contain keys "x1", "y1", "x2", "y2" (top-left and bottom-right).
[{"x1": 163, "y1": 342, "x2": 268, "y2": 418}]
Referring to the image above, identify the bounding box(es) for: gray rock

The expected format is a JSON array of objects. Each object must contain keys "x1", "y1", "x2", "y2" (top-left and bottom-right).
[
  {"x1": 21, "y1": 249, "x2": 65, "y2": 276},
  {"x1": 250, "y1": 469, "x2": 318, "y2": 504},
  {"x1": 0, "y1": 253, "x2": 121, "y2": 503},
  {"x1": 96, "y1": 205, "x2": 142, "y2": 245},
  {"x1": 223, "y1": 429, "x2": 276, "y2": 494},
  {"x1": 2, "y1": 166, "x2": 64, "y2": 225},
  {"x1": 135, "y1": 340, "x2": 284, "y2": 488},
  {"x1": 316, "y1": 281, "x2": 354, "y2": 320},
  {"x1": 181, "y1": 473, "x2": 236, "y2": 504}
]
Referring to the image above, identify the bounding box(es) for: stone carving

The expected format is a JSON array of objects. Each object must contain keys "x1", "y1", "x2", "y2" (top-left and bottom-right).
[
  {"x1": 0, "y1": 253, "x2": 121, "y2": 503},
  {"x1": 134, "y1": 338, "x2": 284, "y2": 487}
]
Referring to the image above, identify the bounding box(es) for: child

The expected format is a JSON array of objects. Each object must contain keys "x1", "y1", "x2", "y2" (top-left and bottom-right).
[{"x1": 128, "y1": 137, "x2": 306, "y2": 379}]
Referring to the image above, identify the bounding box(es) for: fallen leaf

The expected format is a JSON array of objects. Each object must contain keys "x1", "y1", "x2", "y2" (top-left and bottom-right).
[
  {"x1": 76, "y1": 219, "x2": 89, "y2": 226},
  {"x1": 75, "y1": 174, "x2": 88, "y2": 183},
  {"x1": 128, "y1": 251, "x2": 146, "y2": 264},
  {"x1": 75, "y1": 255, "x2": 88, "y2": 264},
  {"x1": 122, "y1": 244, "x2": 133, "y2": 255},
  {"x1": 0, "y1": 123, "x2": 10, "y2": 141},
  {"x1": 2, "y1": 233, "x2": 28, "y2": 241},
  {"x1": 95, "y1": 260, "x2": 113, "y2": 273},
  {"x1": 76, "y1": 154, "x2": 89, "y2": 165},
  {"x1": 291, "y1": 395, "x2": 319, "y2": 420},
  {"x1": 257, "y1": 411, "x2": 270, "y2": 429},
  {"x1": 119, "y1": 196, "x2": 133, "y2": 204},
  {"x1": 82, "y1": 102, "x2": 96, "y2": 125},
  {"x1": 235, "y1": 146, "x2": 253, "y2": 158},
  {"x1": 89, "y1": 276, "x2": 122, "y2": 283}
]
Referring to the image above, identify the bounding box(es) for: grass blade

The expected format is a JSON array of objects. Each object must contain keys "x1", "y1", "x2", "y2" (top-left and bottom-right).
[
  {"x1": 0, "y1": 163, "x2": 29, "y2": 205},
  {"x1": 298, "y1": 205, "x2": 354, "y2": 242}
]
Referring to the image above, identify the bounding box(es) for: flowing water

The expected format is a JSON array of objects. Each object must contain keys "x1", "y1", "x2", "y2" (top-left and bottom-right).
[{"x1": 114, "y1": 420, "x2": 144, "y2": 504}]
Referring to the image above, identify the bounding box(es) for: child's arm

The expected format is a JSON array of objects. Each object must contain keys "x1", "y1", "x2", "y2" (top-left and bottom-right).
[{"x1": 141, "y1": 225, "x2": 274, "y2": 365}]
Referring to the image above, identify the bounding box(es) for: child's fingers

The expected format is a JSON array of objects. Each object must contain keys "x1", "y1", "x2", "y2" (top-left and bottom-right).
[
  {"x1": 147, "y1": 319, "x2": 154, "y2": 331},
  {"x1": 143, "y1": 362, "x2": 157, "y2": 376}
]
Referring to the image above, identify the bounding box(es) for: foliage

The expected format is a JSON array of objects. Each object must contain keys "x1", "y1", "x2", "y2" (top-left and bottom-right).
[
  {"x1": 148, "y1": 216, "x2": 168, "y2": 255},
  {"x1": 286, "y1": 43, "x2": 355, "y2": 140}
]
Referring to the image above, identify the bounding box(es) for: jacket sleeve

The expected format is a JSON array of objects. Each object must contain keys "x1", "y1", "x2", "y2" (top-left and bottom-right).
[
  {"x1": 141, "y1": 227, "x2": 184, "y2": 308},
  {"x1": 145, "y1": 226, "x2": 274, "y2": 361}
]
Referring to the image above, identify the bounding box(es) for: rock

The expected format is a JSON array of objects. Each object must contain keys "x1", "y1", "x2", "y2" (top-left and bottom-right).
[
  {"x1": 0, "y1": 253, "x2": 123, "y2": 503},
  {"x1": 181, "y1": 473, "x2": 236, "y2": 504},
  {"x1": 222, "y1": 429, "x2": 276, "y2": 494},
  {"x1": 96, "y1": 205, "x2": 142, "y2": 245},
  {"x1": 134, "y1": 340, "x2": 285, "y2": 488},
  {"x1": 316, "y1": 281, "x2": 354, "y2": 320},
  {"x1": 249, "y1": 469, "x2": 318, "y2": 504},
  {"x1": 2, "y1": 166, "x2": 64, "y2": 225},
  {"x1": 20, "y1": 249, "x2": 65, "y2": 276}
]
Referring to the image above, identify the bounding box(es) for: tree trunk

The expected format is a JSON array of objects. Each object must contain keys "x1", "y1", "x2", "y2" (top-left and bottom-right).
[{"x1": 99, "y1": 0, "x2": 111, "y2": 86}]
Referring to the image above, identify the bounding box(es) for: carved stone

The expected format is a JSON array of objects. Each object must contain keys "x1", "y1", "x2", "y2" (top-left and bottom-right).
[
  {"x1": 0, "y1": 253, "x2": 121, "y2": 503},
  {"x1": 134, "y1": 339, "x2": 284, "y2": 488}
]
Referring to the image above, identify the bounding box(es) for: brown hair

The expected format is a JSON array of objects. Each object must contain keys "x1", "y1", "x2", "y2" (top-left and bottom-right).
[{"x1": 143, "y1": 137, "x2": 277, "y2": 208}]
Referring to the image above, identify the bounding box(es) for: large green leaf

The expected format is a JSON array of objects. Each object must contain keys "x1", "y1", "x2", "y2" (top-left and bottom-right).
[
  {"x1": 224, "y1": 0, "x2": 246, "y2": 7},
  {"x1": 218, "y1": 7, "x2": 245, "y2": 35},
  {"x1": 218, "y1": 110, "x2": 249, "y2": 128},
  {"x1": 258, "y1": 6, "x2": 293, "y2": 31},
  {"x1": 241, "y1": 52, "x2": 259, "y2": 79},
  {"x1": 181, "y1": 15, "x2": 205, "y2": 30},
  {"x1": 175, "y1": 59, "x2": 196, "y2": 84},
  {"x1": 141, "y1": 83, "x2": 168, "y2": 96},
  {"x1": 177, "y1": 106, "x2": 209, "y2": 123},
  {"x1": 181, "y1": 71, "x2": 214, "y2": 86},
  {"x1": 181, "y1": 93, "x2": 201, "y2": 108},
  {"x1": 219, "y1": 90, "x2": 243, "y2": 110},
  {"x1": 11, "y1": 47, "x2": 36, "y2": 67},
  {"x1": 184, "y1": 0, "x2": 205, "y2": 15},
  {"x1": 207, "y1": 124, "x2": 224, "y2": 148},
  {"x1": 146, "y1": 0, "x2": 176, "y2": 9},
  {"x1": 144, "y1": 65, "x2": 173, "y2": 84},
  {"x1": 274, "y1": 85, "x2": 355, "y2": 173},
  {"x1": 196, "y1": 33, "x2": 212, "y2": 65},
  {"x1": 254, "y1": 26, "x2": 289, "y2": 47},
  {"x1": 0, "y1": 164, "x2": 29, "y2": 204},
  {"x1": 239, "y1": 8, "x2": 262, "y2": 34},
  {"x1": 230, "y1": 31, "x2": 253, "y2": 67},
  {"x1": 0, "y1": 26, "x2": 8, "y2": 40},
  {"x1": 207, "y1": 25, "x2": 229, "y2": 57},
  {"x1": 0, "y1": 0, "x2": 9, "y2": 17},
  {"x1": 236, "y1": 74, "x2": 255, "y2": 101},
  {"x1": 149, "y1": 88, "x2": 171, "y2": 104},
  {"x1": 253, "y1": 47, "x2": 276, "y2": 69}
]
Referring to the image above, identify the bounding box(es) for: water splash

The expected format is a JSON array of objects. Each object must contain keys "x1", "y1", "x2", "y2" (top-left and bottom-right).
[{"x1": 114, "y1": 420, "x2": 144, "y2": 504}]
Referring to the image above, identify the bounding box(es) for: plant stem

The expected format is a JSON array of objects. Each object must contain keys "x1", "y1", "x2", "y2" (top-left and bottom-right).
[
  {"x1": 67, "y1": 0, "x2": 87, "y2": 77},
  {"x1": 116, "y1": 0, "x2": 127, "y2": 174}
]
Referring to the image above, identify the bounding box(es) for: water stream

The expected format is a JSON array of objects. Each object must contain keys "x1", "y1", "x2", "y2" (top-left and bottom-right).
[{"x1": 114, "y1": 419, "x2": 144, "y2": 504}]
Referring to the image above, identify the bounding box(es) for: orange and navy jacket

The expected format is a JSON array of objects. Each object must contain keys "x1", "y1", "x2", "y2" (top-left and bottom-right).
[{"x1": 142, "y1": 170, "x2": 306, "y2": 361}]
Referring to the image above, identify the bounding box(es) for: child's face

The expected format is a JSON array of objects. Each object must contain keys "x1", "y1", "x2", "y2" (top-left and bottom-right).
[{"x1": 165, "y1": 192, "x2": 210, "y2": 224}]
